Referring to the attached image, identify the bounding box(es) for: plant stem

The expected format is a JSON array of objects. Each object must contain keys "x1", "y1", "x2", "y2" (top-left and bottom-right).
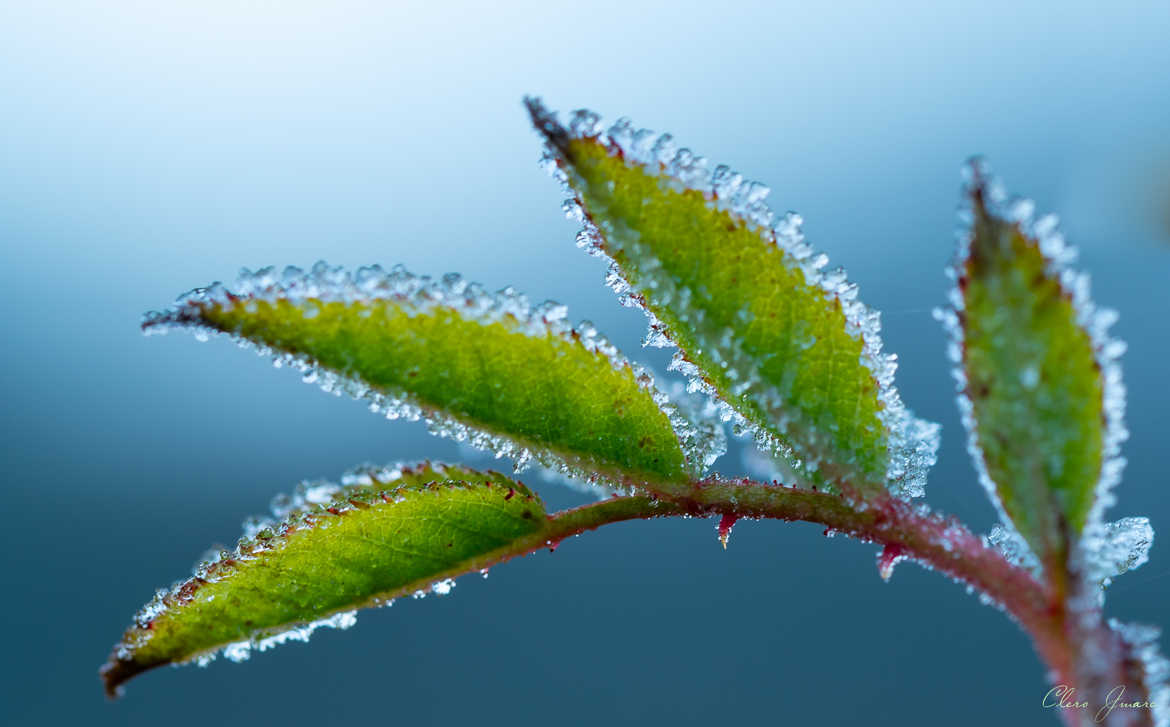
[
  {"x1": 645, "y1": 477, "x2": 1156, "y2": 727},
  {"x1": 536, "y1": 477, "x2": 1157, "y2": 726},
  {"x1": 227, "y1": 479, "x2": 1148, "y2": 725}
]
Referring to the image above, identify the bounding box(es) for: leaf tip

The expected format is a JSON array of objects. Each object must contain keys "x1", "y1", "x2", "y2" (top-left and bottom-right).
[
  {"x1": 99, "y1": 652, "x2": 145, "y2": 700},
  {"x1": 140, "y1": 306, "x2": 193, "y2": 335},
  {"x1": 523, "y1": 95, "x2": 569, "y2": 154}
]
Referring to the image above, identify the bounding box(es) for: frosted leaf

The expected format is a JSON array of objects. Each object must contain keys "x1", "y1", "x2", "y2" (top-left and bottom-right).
[
  {"x1": 142, "y1": 262, "x2": 724, "y2": 489},
  {"x1": 942, "y1": 159, "x2": 1129, "y2": 575},
  {"x1": 101, "y1": 463, "x2": 547, "y2": 695},
  {"x1": 526, "y1": 96, "x2": 939, "y2": 501}
]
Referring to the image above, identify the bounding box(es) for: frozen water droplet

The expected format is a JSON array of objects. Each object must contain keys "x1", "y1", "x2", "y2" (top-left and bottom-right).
[
  {"x1": 536, "y1": 300, "x2": 569, "y2": 323},
  {"x1": 299, "y1": 480, "x2": 340, "y2": 505},
  {"x1": 1108, "y1": 619, "x2": 1170, "y2": 727},
  {"x1": 651, "y1": 134, "x2": 677, "y2": 167},
  {"x1": 1019, "y1": 365, "x2": 1040, "y2": 390},
  {"x1": 1081, "y1": 517, "x2": 1154, "y2": 588},
  {"x1": 223, "y1": 641, "x2": 251, "y2": 663},
  {"x1": 642, "y1": 326, "x2": 671, "y2": 348},
  {"x1": 269, "y1": 492, "x2": 296, "y2": 519},
  {"x1": 568, "y1": 109, "x2": 602, "y2": 138},
  {"x1": 985, "y1": 524, "x2": 1042, "y2": 576},
  {"x1": 241, "y1": 515, "x2": 276, "y2": 539}
]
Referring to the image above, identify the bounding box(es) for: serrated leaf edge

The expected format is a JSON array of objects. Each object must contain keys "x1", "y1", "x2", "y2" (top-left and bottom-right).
[
  {"x1": 142, "y1": 262, "x2": 726, "y2": 488},
  {"x1": 937, "y1": 159, "x2": 1129, "y2": 567},
  {"x1": 102, "y1": 462, "x2": 543, "y2": 694},
  {"x1": 525, "y1": 96, "x2": 939, "y2": 499}
]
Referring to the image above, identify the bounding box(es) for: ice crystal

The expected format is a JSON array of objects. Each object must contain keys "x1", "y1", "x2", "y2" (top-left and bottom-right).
[
  {"x1": 1109, "y1": 620, "x2": 1170, "y2": 727},
  {"x1": 526, "y1": 97, "x2": 940, "y2": 500},
  {"x1": 212, "y1": 611, "x2": 359, "y2": 666},
  {"x1": 1082, "y1": 517, "x2": 1154, "y2": 591},
  {"x1": 740, "y1": 443, "x2": 799, "y2": 486},
  {"x1": 984, "y1": 523, "x2": 1042, "y2": 577}
]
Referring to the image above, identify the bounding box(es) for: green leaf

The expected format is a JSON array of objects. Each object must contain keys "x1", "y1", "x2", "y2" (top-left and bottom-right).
[
  {"x1": 526, "y1": 98, "x2": 937, "y2": 497},
  {"x1": 101, "y1": 463, "x2": 682, "y2": 695},
  {"x1": 943, "y1": 162, "x2": 1126, "y2": 573},
  {"x1": 143, "y1": 264, "x2": 723, "y2": 488}
]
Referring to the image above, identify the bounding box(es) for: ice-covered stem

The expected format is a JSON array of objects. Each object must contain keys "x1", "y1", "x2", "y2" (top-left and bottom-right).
[
  {"x1": 449, "y1": 477, "x2": 1150, "y2": 724},
  {"x1": 505, "y1": 480, "x2": 1153, "y2": 724},
  {"x1": 650, "y1": 478, "x2": 1155, "y2": 726},
  {"x1": 548, "y1": 479, "x2": 1066, "y2": 690}
]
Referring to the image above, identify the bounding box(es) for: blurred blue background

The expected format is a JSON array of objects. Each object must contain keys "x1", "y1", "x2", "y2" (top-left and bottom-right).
[{"x1": 2, "y1": 1, "x2": 1168, "y2": 725}]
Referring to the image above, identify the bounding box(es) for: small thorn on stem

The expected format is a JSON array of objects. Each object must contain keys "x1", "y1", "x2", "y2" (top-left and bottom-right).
[
  {"x1": 877, "y1": 544, "x2": 908, "y2": 581},
  {"x1": 717, "y1": 514, "x2": 739, "y2": 550}
]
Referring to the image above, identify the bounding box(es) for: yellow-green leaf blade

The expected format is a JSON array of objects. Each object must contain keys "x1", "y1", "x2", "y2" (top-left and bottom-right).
[
  {"x1": 101, "y1": 463, "x2": 542, "y2": 695},
  {"x1": 527, "y1": 98, "x2": 937, "y2": 497},
  {"x1": 944, "y1": 163, "x2": 1127, "y2": 573},
  {"x1": 144, "y1": 265, "x2": 723, "y2": 488},
  {"x1": 102, "y1": 463, "x2": 686, "y2": 695}
]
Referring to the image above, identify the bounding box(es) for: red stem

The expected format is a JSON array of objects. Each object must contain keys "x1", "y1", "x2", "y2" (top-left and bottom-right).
[{"x1": 654, "y1": 477, "x2": 1155, "y2": 727}]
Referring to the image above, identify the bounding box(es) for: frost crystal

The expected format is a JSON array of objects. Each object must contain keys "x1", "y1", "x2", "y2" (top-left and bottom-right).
[
  {"x1": 142, "y1": 261, "x2": 725, "y2": 487},
  {"x1": 533, "y1": 463, "x2": 615, "y2": 500},
  {"x1": 213, "y1": 611, "x2": 360, "y2": 666},
  {"x1": 1109, "y1": 620, "x2": 1170, "y2": 727},
  {"x1": 526, "y1": 97, "x2": 939, "y2": 498},
  {"x1": 740, "y1": 442, "x2": 800, "y2": 485},
  {"x1": 984, "y1": 523, "x2": 1042, "y2": 577},
  {"x1": 938, "y1": 159, "x2": 1132, "y2": 572},
  {"x1": 1081, "y1": 517, "x2": 1154, "y2": 591}
]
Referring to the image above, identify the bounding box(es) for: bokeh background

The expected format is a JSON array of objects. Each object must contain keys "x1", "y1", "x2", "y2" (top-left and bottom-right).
[{"x1": 3, "y1": 2, "x2": 1168, "y2": 725}]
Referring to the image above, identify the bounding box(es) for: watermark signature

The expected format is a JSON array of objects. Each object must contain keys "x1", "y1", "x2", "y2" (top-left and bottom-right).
[{"x1": 1044, "y1": 685, "x2": 1159, "y2": 723}]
